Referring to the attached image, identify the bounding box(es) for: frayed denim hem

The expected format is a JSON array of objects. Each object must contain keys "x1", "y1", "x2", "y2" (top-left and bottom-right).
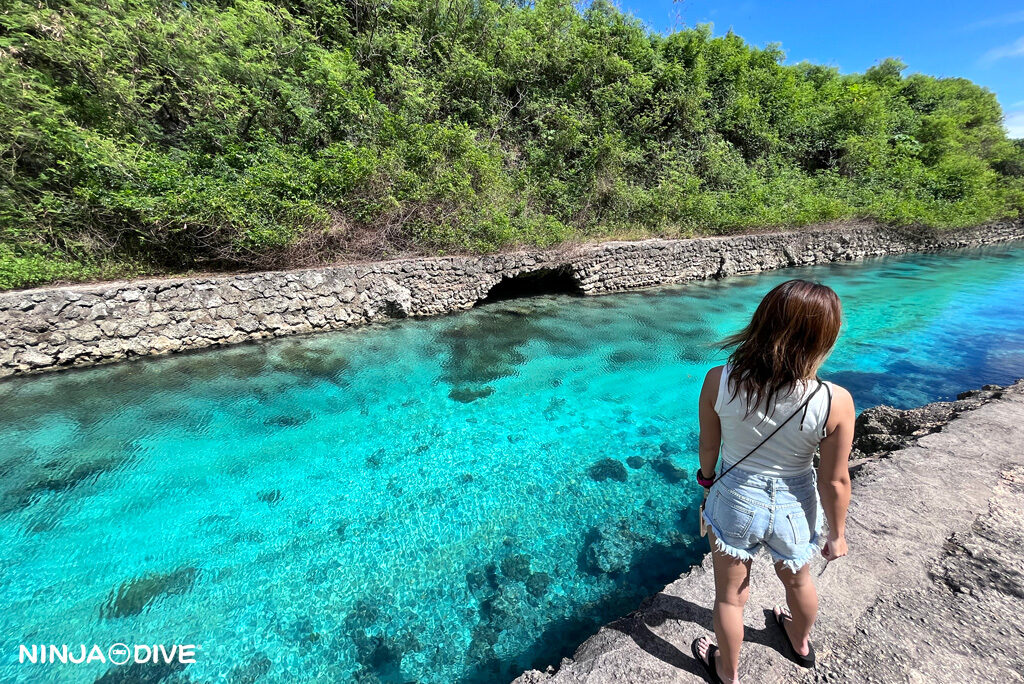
[
  {"x1": 768, "y1": 543, "x2": 816, "y2": 573},
  {"x1": 702, "y1": 509, "x2": 757, "y2": 562},
  {"x1": 769, "y1": 528, "x2": 823, "y2": 573}
]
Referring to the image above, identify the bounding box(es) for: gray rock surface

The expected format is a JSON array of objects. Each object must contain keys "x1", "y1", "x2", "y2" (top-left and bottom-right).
[
  {"x1": 1, "y1": 221, "x2": 1022, "y2": 377},
  {"x1": 513, "y1": 380, "x2": 1024, "y2": 684},
  {"x1": 847, "y1": 383, "x2": 1014, "y2": 476}
]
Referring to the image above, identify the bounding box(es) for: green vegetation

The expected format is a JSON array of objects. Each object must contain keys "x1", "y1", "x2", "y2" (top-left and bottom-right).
[{"x1": 2, "y1": 0, "x2": 1023, "y2": 289}]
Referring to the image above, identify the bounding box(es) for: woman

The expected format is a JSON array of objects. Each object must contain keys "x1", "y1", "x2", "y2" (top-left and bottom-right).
[{"x1": 691, "y1": 279, "x2": 855, "y2": 684}]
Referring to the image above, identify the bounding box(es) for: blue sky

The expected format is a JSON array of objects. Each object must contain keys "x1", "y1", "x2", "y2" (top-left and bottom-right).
[{"x1": 618, "y1": 0, "x2": 1024, "y2": 138}]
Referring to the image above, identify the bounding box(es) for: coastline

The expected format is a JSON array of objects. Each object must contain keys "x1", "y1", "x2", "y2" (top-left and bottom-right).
[
  {"x1": 2, "y1": 220, "x2": 1023, "y2": 379},
  {"x1": 513, "y1": 380, "x2": 1024, "y2": 683}
]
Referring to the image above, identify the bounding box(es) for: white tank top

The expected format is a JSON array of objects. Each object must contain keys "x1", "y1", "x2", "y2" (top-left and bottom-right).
[{"x1": 714, "y1": 364, "x2": 833, "y2": 477}]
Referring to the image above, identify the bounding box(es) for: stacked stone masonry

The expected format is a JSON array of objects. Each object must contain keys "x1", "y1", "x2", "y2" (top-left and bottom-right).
[{"x1": 2, "y1": 221, "x2": 1022, "y2": 378}]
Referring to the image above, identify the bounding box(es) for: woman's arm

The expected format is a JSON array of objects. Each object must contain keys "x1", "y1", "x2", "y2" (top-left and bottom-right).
[
  {"x1": 818, "y1": 385, "x2": 855, "y2": 560},
  {"x1": 698, "y1": 366, "x2": 723, "y2": 479}
]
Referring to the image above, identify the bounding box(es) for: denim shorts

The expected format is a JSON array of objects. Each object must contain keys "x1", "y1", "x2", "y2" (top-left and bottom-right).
[{"x1": 702, "y1": 467, "x2": 823, "y2": 572}]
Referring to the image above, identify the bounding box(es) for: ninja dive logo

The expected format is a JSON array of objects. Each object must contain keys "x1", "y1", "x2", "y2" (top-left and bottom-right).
[{"x1": 19, "y1": 643, "x2": 197, "y2": 665}]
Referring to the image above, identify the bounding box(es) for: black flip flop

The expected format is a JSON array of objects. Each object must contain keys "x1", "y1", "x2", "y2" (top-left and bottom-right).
[
  {"x1": 773, "y1": 607, "x2": 815, "y2": 668},
  {"x1": 690, "y1": 638, "x2": 723, "y2": 683}
]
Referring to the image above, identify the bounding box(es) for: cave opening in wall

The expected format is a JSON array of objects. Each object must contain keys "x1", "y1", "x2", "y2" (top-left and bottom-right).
[{"x1": 479, "y1": 266, "x2": 582, "y2": 304}]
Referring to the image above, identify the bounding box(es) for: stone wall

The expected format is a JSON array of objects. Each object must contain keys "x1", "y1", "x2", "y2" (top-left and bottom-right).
[{"x1": 1, "y1": 221, "x2": 1022, "y2": 378}]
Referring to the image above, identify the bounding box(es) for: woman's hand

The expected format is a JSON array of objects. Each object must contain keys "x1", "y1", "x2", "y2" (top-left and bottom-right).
[{"x1": 821, "y1": 535, "x2": 848, "y2": 561}]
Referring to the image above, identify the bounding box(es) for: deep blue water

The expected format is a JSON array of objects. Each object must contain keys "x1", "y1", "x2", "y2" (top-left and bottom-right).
[{"x1": 1, "y1": 243, "x2": 1023, "y2": 683}]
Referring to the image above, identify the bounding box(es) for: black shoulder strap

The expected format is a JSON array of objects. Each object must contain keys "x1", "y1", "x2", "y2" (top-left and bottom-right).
[
  {"x1": 716, "y1": 380, "x2": 824, "y2": 483},
  {"x1": 821, "y1": 382, "x2": 833, "y2": 438}
]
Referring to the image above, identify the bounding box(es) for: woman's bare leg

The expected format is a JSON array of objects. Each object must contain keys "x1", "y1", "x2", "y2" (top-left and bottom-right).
[
  {"x1": 773, "y1": 562, "x2": 816, "y2": 655},
  {"x1": 704, "y1": 530, "x2": 751, "y2": 682}
]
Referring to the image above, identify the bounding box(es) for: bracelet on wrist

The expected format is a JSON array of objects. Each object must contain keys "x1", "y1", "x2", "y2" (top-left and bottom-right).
[{"x1": 696, "y1": 469, "x2": 715, "y2": 488}]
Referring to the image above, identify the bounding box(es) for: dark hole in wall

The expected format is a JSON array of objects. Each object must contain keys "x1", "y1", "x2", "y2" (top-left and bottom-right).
[{"x1": 479, "y1": 267, "x2": 582, "y2": 304}]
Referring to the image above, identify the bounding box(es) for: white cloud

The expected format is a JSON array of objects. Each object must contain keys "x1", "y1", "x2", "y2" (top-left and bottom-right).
[
  {"x1": 981, "y1": 35, "x2": 1024, "y2": 64},
  {"x1": 967, "y1": 10, "x2": 1024, "y2": 30},
  {"x1": 1006, "y1": 110, "x2": 1024, "y2": 139}
]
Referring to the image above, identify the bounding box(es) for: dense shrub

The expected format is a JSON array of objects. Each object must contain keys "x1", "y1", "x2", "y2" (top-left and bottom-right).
[{"x1": 1, "y1": 0, "x2": 1022, "y2": 289}]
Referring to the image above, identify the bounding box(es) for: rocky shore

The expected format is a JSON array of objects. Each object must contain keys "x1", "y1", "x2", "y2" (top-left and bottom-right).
[
  {"x1": 514, "y1": 380, "x2": 1024, "y2": 683},
  {"x1": 2, "y1": 220, "x2": 1022, "y2": 378}
]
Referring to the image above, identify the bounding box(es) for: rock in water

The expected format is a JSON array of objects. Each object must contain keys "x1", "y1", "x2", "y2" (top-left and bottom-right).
[
  {"x1": 651, "y1": 459, "x2": 687, "y2": 484},
  {"x1": 501, "y1": 554, "x2": 533, "y2": 582},
  {"x1": 228, "y1": 653, "x2": 272, "y2": 684},
  {"x1": 659, "y1": 441, "x2": 682, "y2": 456},
  {"x1": 583, "y1": 520, "x2": 647, "y2": 575},
  {"x1": 626, "y1": 456, "x2": 646, "y2": 469},
  {"x1": 448, "y1": 386, "x2": 495, "y2": 403},
  {"x1": 101, "y1": 567, "x2": 197, "y2": 618},
  {"x1": 525, "y1": 572, "x2": 552, "y2": 598},
  {"x1": 588, "y1": 458, "x2": 628, "y2": 482},
  {"x1": 264, "y1": 411, "x2": 311, "y2": 427},
  {"x1": 93, "y1": 659, "x2": 187, "y2": 684},
  {"x1": 257, "y1": 489, "x2": 281, "y2": 505}
]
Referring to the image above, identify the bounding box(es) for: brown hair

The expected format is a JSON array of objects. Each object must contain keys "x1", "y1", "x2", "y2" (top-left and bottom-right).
[{"x1": 721, "y1": 279, "x2": 842, "y2": 414}]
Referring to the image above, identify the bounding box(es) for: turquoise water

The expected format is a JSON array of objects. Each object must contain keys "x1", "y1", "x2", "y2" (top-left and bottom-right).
[{"x1": 1, "y1": 244, "x2": 1023, "y2": 683}]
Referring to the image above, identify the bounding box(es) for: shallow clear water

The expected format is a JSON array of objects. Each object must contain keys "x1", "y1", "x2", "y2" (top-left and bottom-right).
[{"x1": 1, "y1": 244, "x2": 1023, "y2": 683}]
